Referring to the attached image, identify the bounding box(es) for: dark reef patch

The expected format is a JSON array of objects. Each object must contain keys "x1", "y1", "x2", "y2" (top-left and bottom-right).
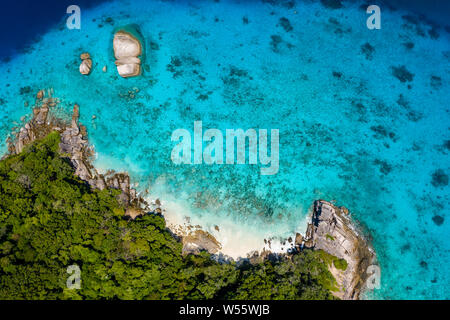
[
  {"x1": 166, "y1": 55, "x2": 201, "y2": 79},
  {"x1": 332, "y1": 71, "x2": 342, "y2": 79},
  {"x1": 19, "y1": 86, "x2": 32, "y2": 95},
  {"x1": 278, "y1": 17, "x2": 293, "y2": 32},
  {"x1": 400, "y1": 243, "x2": 411, "y2": 253},
  {"x1": 321, "y1": 0, "x2": 342, "y2": 9},
  {"x1": 370, "y1": 125, "x2": 396, "y2": 141},
  {"x1": 406, "y1": 110, "x2": 423, "y2": 122},
  {"x1": 432, "y1": 215, "x2": 444, "y2": 226},
  {"x1": 243, "y1": 16, "x2": 249, "y2": 25},
  {"x1": 221, "y1": 65, "x2": 264, "y2": 108},
  {"x1": 102, "y1": 17, "x2": 115, "y2": 26},
  {"x1": 428, "y1": 27, "x2": 440, "y2": 40},
  {"x1": 431, "y1": 169, "x2": 448, "y2": 187},
  {"x1": 444, "y1": 140, "x2": 450, "y2": 151},
  {"x1": 187, "y1": 30, "x2": 210, "y2": 39},
  {"x1": 361, "y1": 42, "x2": 374, "y2": 60},
  {"x1": 430, "y1": 75, "x2": 442, "y2": 89},
  {"x1": 401, "y1": 14, "x2": 426, "y2": 37},
  {"x1": 373, "y1": 159, "x2": 392, "y2": 175},
  {"x1": 327, "y1": 17, "x2": 351, "y2": 34},
  {"x1": 396, "y1": 94, "x2": 409, "y2": 108},
  {"x1": 391, "y1": 65, "x2": 414, "y2": 83},
  {"x1": 403, "y1": 42, "x2": 414, "y2": 50},
  {"x1": 262, "y1": 0, "x2": 295, "y2": 9},
  {"x1": 270, "y1": 35, "x2": 282, "y2": 51},
  {"x1": 150, "y1": 41, "x2": 160, "y2": 51},
  {"x1": 228, "y1": 66, "x2": 252, "y2": 79}
]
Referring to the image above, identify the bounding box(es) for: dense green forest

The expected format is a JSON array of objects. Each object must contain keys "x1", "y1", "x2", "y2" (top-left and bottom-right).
[{"x1": 0, "y1": 132, "x2": 339, "y2": 299}]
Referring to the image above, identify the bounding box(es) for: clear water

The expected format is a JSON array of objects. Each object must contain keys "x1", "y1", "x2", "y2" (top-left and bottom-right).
[{"x1": 0, "y1": 0, "x2": 449, "y2": 299}]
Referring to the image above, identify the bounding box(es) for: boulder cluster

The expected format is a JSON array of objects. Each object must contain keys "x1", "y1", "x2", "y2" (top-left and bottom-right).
[
  {"x1": 79, "y1": 52, "x2": 93, "y2": 75},
  {"x1": 78, "y1": 27, "x2": 143, "y2": 78},
  {"x1": 113, "y1": 30, "x2": 142, "y2": 78}
]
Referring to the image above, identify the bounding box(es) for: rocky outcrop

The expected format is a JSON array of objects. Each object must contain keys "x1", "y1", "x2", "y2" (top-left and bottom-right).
[
  {"x1": 303, "y1": 200, "x2": 376, "y2": 300},
  {"x1": 181, "y1": 230, "x2": 222, "y2": 255},
  {"x1": 113, "y1": 28, "x2": 142, "y2": 78},
  {"x1": 79, "y1": 52, "x2": 93, "y2": 75},
  {"x1": 8, "y1": 92, "x2": 147, "y2": 212}
]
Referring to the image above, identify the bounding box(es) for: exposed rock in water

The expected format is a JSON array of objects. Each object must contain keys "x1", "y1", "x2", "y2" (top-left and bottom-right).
[
  {"x1": 36, "y1": 90, "x2": 44, "y2": 100},
  {"x1": 295, "y1": 232, "x2": 303, "y2": 246},
  {"x1": 79, "y1": 52, "x2": 93, "y2": 75},
  {"x1": 304, "y1": 200, "x2": 376, "y2": 300},
  {"x1": 113, "y1": 26, "x2": 143, "y2": 78}
]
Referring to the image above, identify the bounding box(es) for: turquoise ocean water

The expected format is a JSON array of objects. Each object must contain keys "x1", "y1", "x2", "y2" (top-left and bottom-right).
[{"x1": 0, "y1": 0, "x2": 449, "y2": 299}]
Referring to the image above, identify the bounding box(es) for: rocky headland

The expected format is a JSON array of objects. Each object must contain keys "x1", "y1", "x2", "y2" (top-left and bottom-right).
[
  {"x1": 6, "y1": 94, "x2": 377, "y2": 299},
  {"x1": 6, "y1": 91, "x2": 146, "y2": 215},
  {"x1": 303, "y1": 200, "x2": 376, "y2": 299}
]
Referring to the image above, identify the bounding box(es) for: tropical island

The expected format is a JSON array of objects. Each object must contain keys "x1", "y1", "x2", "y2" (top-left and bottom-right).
[{"x1": 0, "y1": 89, "x2": 376, "y2": 300}]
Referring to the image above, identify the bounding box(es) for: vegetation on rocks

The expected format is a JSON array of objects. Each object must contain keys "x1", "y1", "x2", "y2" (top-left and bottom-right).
[{"x1": 0, "y1": 132, "x2": 339, "y2": 300}]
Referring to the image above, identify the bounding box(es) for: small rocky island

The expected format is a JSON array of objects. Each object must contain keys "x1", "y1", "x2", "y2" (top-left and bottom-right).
[
  {"x1": 7, "y1": 93, "x2": 377, "y2": 300},
  {"x1": 113, "y1": 26, "x2": 143, "y2": 78}
]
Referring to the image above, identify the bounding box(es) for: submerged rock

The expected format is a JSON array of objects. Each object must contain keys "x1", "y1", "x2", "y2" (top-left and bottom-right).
[
  {"x1": 113, "y1": 27, "x2": 143, "y2": 78},
  {"x1": 432, "y1": 215, "x2": 444, "y2": 226},
  {"x1": 304, "y1": 200, "x2": 376, "y2": 300},
  {"x1": 321, "y1": 0, "x2": 343, "y2": 9},
  {"x1": 391, "y1": 65, "x2": 414, "y2": 83},
  {"x1": 431, "y1": 169, "x2": 448, "y2": 187}
]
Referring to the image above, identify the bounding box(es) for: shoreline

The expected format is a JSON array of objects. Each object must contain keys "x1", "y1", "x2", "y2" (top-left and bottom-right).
[{"x1": 7, "y1": 94, "x2": 378, "y2": 299}]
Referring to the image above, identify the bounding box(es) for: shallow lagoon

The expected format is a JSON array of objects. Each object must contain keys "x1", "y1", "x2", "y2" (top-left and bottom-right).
[{"x1": 0, "y1": 0, "x2": 449, "y2": 299}]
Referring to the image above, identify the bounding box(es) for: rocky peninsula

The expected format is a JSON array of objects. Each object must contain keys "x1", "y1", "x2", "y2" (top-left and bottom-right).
[
  {"x1": 6, "y1": 94, "x2": 377, "y2": 300},
  {"x1": 303, "y1": 200, "x2": 376, "y2": 299}
]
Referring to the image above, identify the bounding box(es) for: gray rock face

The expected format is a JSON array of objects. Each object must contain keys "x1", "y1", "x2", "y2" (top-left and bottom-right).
[
  {"x1": 304, "y1": 200, "x2": 376, "y2": 300},
  {"x1": 182, "y1": 230, "x2": 222, "y2": 255}
]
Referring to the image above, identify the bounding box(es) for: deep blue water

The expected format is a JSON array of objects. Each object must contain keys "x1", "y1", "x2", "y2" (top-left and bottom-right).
[
  {"x1": 0, "y1": 0, "x2": 449, "y2": 299},
  {"x1": 0, "y1": 0, "x2": 111, "y2": 58}
]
